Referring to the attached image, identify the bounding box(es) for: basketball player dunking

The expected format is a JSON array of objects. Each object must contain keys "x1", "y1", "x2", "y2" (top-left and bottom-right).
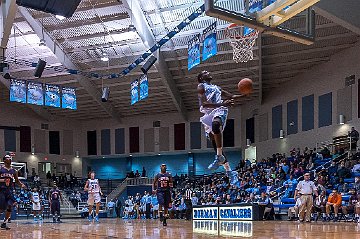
[
  {"x1": 0, "y1": 155, "x2": 26, "y2": 230},
  {"x1": 197, "y1": 70, "x2": 245, "y2": 185},
  {"x1": 84, "y1": 171, "x2": 102, "y2": 222},
  {"x1": 153, "y1": 164, "x2": 173, "y2": 226}
]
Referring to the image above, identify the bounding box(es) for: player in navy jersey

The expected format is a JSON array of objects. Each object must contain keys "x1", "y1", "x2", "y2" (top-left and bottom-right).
[
  {"x1": 49, "y1": 184, "x2": 63, "y2": 223},
  {"x1": 0, "y1": 155, "x2": 26, "y2": 230},
  {"x1": 153, "y1": 164, "x2": 173, "y2": 226}
]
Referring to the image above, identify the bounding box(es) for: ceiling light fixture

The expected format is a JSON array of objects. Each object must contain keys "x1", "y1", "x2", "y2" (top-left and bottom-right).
[
  {"x1": 128, "y1": 24, "x2": 136, "y2": 32},
  {"x1": 100, "y1": 52, "x2": 109, "y2": 62},
  {"x1": 55, "y1": 15, "x2": 66, "y2": 20},
  {"x1": 39, "y1": 39, "x2": 46, "y2": 48}
]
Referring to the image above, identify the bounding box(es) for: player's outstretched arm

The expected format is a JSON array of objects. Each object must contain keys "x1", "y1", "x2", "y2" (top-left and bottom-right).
[{"x1": 221, "y1": 89, "x2": 246, "y2": 99}]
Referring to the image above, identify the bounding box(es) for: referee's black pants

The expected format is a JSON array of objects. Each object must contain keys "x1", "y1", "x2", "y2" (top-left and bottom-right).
[{"x1": 184, "y1": 199, "x2": 192, "y2": 220}]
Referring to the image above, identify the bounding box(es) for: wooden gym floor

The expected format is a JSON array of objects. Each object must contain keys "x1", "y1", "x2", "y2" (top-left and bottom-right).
[{"x1": 1, "y1": 219, "x2": 360, "y2": 238}]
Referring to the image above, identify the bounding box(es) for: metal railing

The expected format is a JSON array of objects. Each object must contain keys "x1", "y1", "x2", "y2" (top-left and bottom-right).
[
  {"x1": 61, "y1": 192, "x2": 74, "y2": 213},
  {"x1": 271, "y1": 151, "x2": 348, "y2": 201},
  {"x1": 106, "y1": 177, "x2": 154, "y2": 203}
]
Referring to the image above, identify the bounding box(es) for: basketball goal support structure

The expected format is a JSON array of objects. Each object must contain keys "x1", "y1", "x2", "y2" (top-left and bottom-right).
[{"x1": 205, "y1": 0, "x2": 318, "y2": 45}]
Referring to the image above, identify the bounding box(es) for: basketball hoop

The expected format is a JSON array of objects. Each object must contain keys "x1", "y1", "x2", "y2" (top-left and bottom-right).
[{"x1": 225, "y1": 24, "x2": 259, "y2": 63}]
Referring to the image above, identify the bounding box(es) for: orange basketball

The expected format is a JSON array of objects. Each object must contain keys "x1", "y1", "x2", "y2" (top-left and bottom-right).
[{"x1": 238, "y1": 78, "x2": 253, "y2": 95}]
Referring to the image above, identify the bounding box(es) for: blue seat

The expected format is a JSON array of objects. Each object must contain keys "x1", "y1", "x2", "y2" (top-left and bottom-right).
[
  {"x1": 344, "y1": 178, "x2": 354, "y2": 183},
  {"x1": 342, "y1": 195, "x2": 350, "y2": 202},
  {"x1": 352, "y1": 172, "x2": 360, "y2": 177},
  {"x1": 277, "y1": 204, "x2": 295, "y2": 208},
  {"x1": 281, "y1": 198, "x2": 295, "y2": 204}
]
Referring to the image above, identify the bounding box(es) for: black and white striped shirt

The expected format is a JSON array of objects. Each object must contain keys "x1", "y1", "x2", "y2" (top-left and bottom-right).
[{"x1": 184, "y1": 188, "x2": 192, "y2": 200}]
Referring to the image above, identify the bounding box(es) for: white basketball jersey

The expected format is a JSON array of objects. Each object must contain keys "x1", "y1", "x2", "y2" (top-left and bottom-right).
[
  {"x1": 88, "y1": 179, "x2": 100, "y2": 193},
  {"x1": 32, "y1": 192, "x2": 40, "y2": 203}
]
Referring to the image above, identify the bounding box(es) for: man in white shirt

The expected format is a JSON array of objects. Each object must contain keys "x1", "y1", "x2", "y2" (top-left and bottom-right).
[{"x1": 294, "y1": 172, "x2": 318, "y2": 222}]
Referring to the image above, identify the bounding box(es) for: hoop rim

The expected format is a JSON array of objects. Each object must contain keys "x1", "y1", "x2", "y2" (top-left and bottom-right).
[{"x1": 225, "y1": 23, "x2": 259, "y2": 40}]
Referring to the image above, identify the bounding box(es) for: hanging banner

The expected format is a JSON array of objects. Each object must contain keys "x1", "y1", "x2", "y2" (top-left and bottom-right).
[
  {"x1": 188, "y1": 34, "x2": 201, "y2": 71},
  {"x1": 45, "y1": 84, "x2": 61, "y2": 108},
  {"x1": 202, "y1": 22, "x2": 217, "y2": 61},
  {"x1": 27, "y1": 81, "x2": 44, "y2": 106},
  {"x1": 131, "y1": 79, "x2": 139, "y2": 105},
  {"x1": 10, "y1": 79, "x2": 26, "y2": 103},
  {"x1": 62, "y1": 87, "x2": 77, "y2": 110},
  {"x1": 139, "y1": 74, "x2": 148, "y2": 101}
]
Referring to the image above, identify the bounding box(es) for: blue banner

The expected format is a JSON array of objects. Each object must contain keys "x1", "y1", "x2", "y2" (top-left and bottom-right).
[
  {"x1": 202, "y1": 22, "x2": 217, "y2": 61},
  {"x1": 45, "y1": 84, "x2": 61, "y2": 108},
  {"x1": 27, "y1": 81, "x2": 44, "y2": 106},
  {"x1": 139, "y1": 74, "x2": 148, "y2": 101},
  {"x1": 10, "y1": 79, "x2": 26, "y2": 103},
  {"x1": 61, "y1": 87, "x2": 77, "y2": 110},
  {"x1": 188, "y1": 34, "x2": 201, "y2": 71},
  {"x1": 131, "y1": 79, "x2": 139, "y2": 105},
  {"x1": 249, "y1": 0, "x2": 264, "y2": 12}
]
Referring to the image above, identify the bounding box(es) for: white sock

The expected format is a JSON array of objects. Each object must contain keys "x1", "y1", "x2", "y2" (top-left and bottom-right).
[
  {"x1": 216, "y1": 148, "x2": 223, "y2": 156},
  {"x1": 335, "y1": 214, "x2": 338, "y2": 217},
  {"x1": 322, "y1": 213, "x2": 326, "y2": 217}
]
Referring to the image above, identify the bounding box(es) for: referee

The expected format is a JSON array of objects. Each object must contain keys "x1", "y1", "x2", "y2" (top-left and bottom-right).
[
  {"x1": 294, "y1": 172, "x2": 318, "y2": 222},
  {"x1": 184, "y1": 184, "x2": 193, "y2": 220}
]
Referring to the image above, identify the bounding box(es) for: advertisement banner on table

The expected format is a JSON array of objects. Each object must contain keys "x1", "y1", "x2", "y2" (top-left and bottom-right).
[
  {"x1": 218, "y1": 205, "x2": 253, "y2": 220},
  {"x1": 192, "y1": 206, "x2": 218, "y2": 220}
]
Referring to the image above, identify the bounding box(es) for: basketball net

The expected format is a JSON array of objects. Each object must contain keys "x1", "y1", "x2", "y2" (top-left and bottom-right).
[{"x1": 225, "y1": 24, "x2": 259, "y2": 63}]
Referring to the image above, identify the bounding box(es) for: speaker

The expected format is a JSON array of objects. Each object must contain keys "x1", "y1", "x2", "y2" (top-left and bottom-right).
[
  {"x1": 101, "y1": 87, "x2": 110, "y2": 102},
  {"x1": 141, "y1": 56, "x2": 157, "y2": 74},
  {"x1": 34, "y1": 59, "x2": 46, "y2": 78},
  {"x1": 16, "y1": 0, "x2": 81, "y2": 18}
]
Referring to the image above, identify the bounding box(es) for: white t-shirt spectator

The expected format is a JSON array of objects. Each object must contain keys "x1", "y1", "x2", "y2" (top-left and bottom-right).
[{"x1": 352, "y1": 164, "x2": 360, "y2": 173}]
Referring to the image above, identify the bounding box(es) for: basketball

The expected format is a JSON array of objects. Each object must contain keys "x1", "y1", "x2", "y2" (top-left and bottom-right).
[{"x1": 238, "y1": 78, "x2": 253, "y2": 95}]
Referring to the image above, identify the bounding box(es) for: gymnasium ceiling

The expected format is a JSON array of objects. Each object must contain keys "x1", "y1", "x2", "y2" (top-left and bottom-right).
[{"x1": 0, "y1": 0, "x2": 359, "y2": 122}]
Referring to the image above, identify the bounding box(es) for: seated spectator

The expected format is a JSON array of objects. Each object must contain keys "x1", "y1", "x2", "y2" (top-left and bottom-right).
[
  {"x1": 342, "y1": 189, "x2": 360, "y2": 222},
  {"x1": 325, "y1": 188, "x2": 342, "y2": 222},
  {"x1": 338, "y1": 162, "x2": 351, "y2": 179},
  {"x1": 281, "y1": 184, "x2": 292, "y2": 199},
  {"x1": 352, "y1": 163, "x2": 360, "y2": 173},
  {"x1": 288, "y1": 193, "x2": 302, "y2": 221},
  {"x1": 338, "y1": 182, "x2": 349, "y2": 194},
  {"x1": 313, "y1": 190, "x2": 327, "y2": 221},
  {"x1": 354, "y1": 177, "x2": 360, "y2": 192},
  {"x1": 328, "y1": 161, "x2": 338, "y2": 176},
  {"x1": 135, "y1": 170, "x2": 141, "y2": 178},
  {"x1": 258, "y1": 192, "x2": 274, "y2": 220}
]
